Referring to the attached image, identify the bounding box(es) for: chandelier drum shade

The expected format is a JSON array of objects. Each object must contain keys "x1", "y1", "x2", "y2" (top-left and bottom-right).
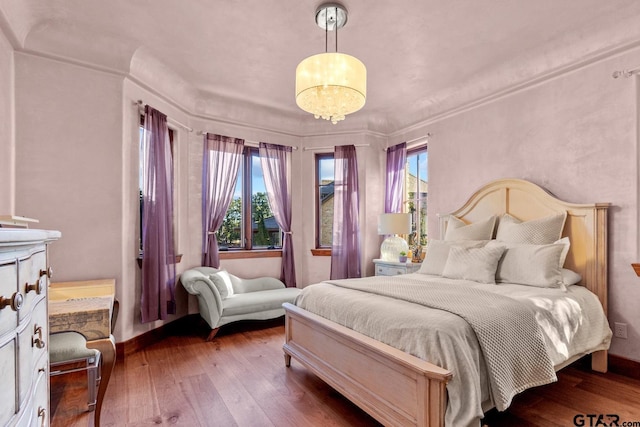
[
  {"x1": 295, "y1": 3, "x2": 367, "y2": 124},
  {"x1": 295, "y1": 53, "x2": 366, "y2": 124}
]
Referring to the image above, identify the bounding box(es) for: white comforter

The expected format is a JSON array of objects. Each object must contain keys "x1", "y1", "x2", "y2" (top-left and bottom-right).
[{"x1": 294, "y1": 274, "x2": 612, "y2": 427}]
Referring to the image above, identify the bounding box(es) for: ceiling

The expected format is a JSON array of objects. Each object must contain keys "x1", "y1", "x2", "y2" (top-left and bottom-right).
[{"x1": 2, "y1": 0, "x2": 640, "y2": 133}]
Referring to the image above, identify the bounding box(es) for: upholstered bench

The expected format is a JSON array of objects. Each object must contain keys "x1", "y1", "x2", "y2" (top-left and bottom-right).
[{"x1": 180, "y1": 266, "x2": 301, "y2": 340}]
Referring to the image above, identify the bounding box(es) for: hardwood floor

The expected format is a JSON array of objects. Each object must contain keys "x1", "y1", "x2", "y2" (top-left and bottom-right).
[{"x1": 51, "y1": 319, "x2": 640, "y2": 427}]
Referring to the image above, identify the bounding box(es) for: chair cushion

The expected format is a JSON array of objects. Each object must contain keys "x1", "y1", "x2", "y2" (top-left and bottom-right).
[
  {"x1": 222, "y1": 288, "x2": 301, "y2": 317},
  {"x1": 49, "y1": 331, "x2": 99, "y2": 364}
]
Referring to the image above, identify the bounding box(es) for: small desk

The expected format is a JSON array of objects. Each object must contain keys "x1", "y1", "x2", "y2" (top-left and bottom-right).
[{"x1": 49, "y1": 279, "x2": 116, "y2": 427}]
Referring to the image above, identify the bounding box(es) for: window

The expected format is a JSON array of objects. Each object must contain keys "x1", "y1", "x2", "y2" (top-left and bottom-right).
[
  {"x1": 139, "y1": 118, "x2": 178, "y2": 256},
  {"x1": 315, "y1": 153, "x2": 335, "y2": 248},
  {"x1": 405, "y1": 147, "x2": 428, "y2": 247},
  {"x1": 217, "y1": 147, "x2": 281, "y2": 250}
]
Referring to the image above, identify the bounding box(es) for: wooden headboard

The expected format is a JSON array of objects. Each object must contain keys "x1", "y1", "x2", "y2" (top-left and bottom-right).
[{"x1": 438, "y1": 178, "x2": 610, "y2": 315}]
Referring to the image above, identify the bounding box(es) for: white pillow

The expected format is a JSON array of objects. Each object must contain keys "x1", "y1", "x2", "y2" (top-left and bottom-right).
[
  {"x1": 209, "y1": 270, "x2": 234, "y2": 299},
  {"x1": 489, "y1": 241, "x2": 565, "y2": 288},
  {"x1": 556, "y1": 237, "x2": 570, "y2": 267},
  {"x1": 441, "y1": 244, "x2": 505, "y2": 284},
  {"x1": 444, "y1": 216, "x2": 496, "y2": 241},
  {"x1": 418, "y1": 239, "x2": 488, "y2": 276},
  {"x1": 561, "y1": 268, "x2": 582, "y2": 286},
  {"x1": 495, "y1": 213, "x2": 567, "y2": 245}
]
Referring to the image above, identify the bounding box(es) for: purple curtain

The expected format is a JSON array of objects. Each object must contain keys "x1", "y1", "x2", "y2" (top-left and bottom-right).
[
  {"x1": 259, "y1": 143, "x2": 296, "y2": 287},
  {"x1": 330, "y1": 145, "x2": 361, "y2": 280},
  {"x1": 202, "y1": 134, "x2": 244, "y2": 268},
  {"x1": 141, "y1": 106, "x2": 176, "y2": 323},
  {"x1": 385, "y1": 142, "x2": 407, "y2": 213}
]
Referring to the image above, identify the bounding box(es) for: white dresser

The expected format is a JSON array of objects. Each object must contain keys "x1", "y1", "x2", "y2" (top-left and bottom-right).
[
  {"x1": 373, "y1": 258, "x2": 422, "y2": 276},
  {"x1": 0, "y1": 230, "x2": 60, "y2": 427}
]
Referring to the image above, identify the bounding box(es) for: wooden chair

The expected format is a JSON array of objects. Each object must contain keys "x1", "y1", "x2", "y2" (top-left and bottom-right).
[{"x1": 49, "y1": 298, "x2": 119, "y2": 411}]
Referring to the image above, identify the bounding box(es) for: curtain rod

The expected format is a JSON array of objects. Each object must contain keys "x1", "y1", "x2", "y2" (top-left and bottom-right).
[
  {"x1": 612, "y1": 68, "x2": 640, "y2": 78},
  {"x1": 135, "y1": 100, "x2": 194, "y2": 132},
  {"x1": 303, "y1": 143, "x2": 370, "y2": 151},
  {"x1": 383, "y1": 133, "x2": 432, "y2": 151},
  {"x1": 197, "y1": 131, "x2": 298, "y2": 150}
]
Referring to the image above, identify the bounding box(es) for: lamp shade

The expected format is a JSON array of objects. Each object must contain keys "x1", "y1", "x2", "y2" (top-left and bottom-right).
[
  {"x1": 378, "y1": 213, "x2": 411, "y2": 261},
  {"x1": 295, "y1": 52, "x2": 366, "y2": 124},
  {"x1": 378, "y1": 213, "x2": 411, "y2": 235}
]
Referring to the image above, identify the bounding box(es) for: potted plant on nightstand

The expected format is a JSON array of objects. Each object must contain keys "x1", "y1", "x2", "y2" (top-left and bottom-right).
[{"x1": 398, "y1": 251, "x2": 408, "y2": 263}]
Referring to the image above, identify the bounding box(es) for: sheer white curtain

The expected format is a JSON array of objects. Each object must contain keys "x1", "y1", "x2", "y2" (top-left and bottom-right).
[
  {"x1": 259, "y1": 142, "x2": 296, "y2": 287},
  {"x1": 202, "y1": 133, "x2": 244, "y2": 268}
]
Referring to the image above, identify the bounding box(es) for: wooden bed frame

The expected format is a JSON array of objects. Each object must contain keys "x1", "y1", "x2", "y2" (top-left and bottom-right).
[{"x1": 283, "y1": 178, "x2": 610, "y2": 427}]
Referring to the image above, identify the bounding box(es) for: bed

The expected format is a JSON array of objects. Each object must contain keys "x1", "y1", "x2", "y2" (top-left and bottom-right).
[{"x1": 282, "y1": 178, "x2": 611, "y2": 427}]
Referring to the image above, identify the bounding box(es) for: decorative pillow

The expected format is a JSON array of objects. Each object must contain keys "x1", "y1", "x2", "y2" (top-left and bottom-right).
[
  {"x1": 209, "y1": 270, "x2": 234, "y2": 299},
  {"x1": 444, "y1": 216, "x2": 496, "y2": 241},
  {"x1": 441, "y1": 244, "x2": 505, "y2": 284},
  {"x1": 418, "y1": 239, "x2": 488, "y2": 276},
  {"x1": 495, "y1": 212, "x2": 567, "y2": 245},
  {"x1": 561, "y1": 268, "x2": 582, "y2": 286},
  {"x1": 556, "y1": 237, "x2": 570, "y2": 267},
  {"x1": 489, "y1": 241, "x2": 565, "y2": 288}
]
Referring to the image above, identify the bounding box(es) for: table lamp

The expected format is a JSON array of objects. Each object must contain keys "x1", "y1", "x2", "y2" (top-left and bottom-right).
[{"x1": 378, "y1": 213, "x2": 411, "y2": 261}]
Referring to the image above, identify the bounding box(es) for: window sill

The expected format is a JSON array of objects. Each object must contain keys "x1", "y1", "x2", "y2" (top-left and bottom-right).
[
  {"x1": 219, "y1": 250, "x2": 282, "y2": 260},
  {"x1": 311, "y1": 248, "x2": 331, "y2": 256}
]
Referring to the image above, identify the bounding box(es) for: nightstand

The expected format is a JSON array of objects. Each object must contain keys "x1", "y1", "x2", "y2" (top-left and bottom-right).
[{"x1": 373, "y1": 259, "x2": 422, "y2": 276}]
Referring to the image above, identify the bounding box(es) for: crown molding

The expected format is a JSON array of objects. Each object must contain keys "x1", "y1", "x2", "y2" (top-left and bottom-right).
[{"x1": 15, "y1": 29, "x2": 640, "y2": 143}]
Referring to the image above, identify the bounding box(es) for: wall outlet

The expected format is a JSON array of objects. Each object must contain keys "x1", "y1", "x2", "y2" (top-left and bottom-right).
[{"x1": 614, "y1": 322, "x2": 628, "y2": 339}]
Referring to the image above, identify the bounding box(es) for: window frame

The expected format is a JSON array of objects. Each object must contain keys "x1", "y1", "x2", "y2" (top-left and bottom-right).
[
  {"x1": 315, "y1": 152, "x2": 335, "y2": 250},
  {"x1": 218, "y1": 146, "x2": 282, "y2": 252},
  {"x1": 405, "y1": 145, "x2": 428, "y2": 248}
]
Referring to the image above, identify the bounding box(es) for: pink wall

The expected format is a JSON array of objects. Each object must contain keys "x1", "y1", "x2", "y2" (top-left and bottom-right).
[
  {"x1": 14, "y1": 54, "x2": 124, "y2": 284},
  {"x1": 398, "y1": 49, "x2": 640, "y2": 362},
  {"x1": 0, "y1": 28, "x2": 13, "y2": 213}
]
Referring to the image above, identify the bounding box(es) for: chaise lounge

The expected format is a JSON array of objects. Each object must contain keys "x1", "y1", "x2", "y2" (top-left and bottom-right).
[{"x1": 180, "y1": 267, "x2": 301, "y2": 340}]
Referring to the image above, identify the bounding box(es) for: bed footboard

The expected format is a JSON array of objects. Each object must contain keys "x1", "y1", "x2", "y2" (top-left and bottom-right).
[{"x1": 283, "y1": 303, "x2": 452, "y2": 427}]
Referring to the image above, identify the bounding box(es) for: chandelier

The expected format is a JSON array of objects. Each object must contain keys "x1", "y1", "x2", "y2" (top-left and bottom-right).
[{"x1": 295, "y1": 3, "x2": 366, "y2": 124}]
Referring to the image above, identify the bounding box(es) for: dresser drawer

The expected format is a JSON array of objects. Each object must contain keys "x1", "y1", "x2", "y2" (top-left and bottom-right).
[
  {"x1": 376, "y1": 265, "x2": 405, "y2": 276},
  {"x1": 18, "y1": 249, "x2": 47, "y2": 324},
  {"x1": 18, "y1": 298, "x2": 48, "y2": 407},
  {"x1": 0, "y1": 335, "x2": 17, "y2": 425},
  {"x1": 31, "y1": 365, "x2": 49, "y2": 427},
  {"x1": 0, "y1": 260, "x2": 19, "y2": 337},
  {"x1": 12, "y1": 360, "x2": 48, "y2": 427}
]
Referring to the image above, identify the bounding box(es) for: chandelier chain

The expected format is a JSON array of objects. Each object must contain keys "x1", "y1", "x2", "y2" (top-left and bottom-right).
[
  {"x1": 325, "y1": 9, "x2": 328, "y2": 53},
  {"x1": 335, "y1": 6, "x2": 338, "y2": 52}
]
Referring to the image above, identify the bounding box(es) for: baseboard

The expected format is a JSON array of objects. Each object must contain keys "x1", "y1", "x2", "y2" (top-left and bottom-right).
[
  {"x1": 608, "y1": 354, "x2": 640, "y2": 380},
  {"x1": 115, "y1": 314, "x2": 285, "y2": 359},
  {"x1": 115, "y1": 314, "x2": 201, "y2": 359}
]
